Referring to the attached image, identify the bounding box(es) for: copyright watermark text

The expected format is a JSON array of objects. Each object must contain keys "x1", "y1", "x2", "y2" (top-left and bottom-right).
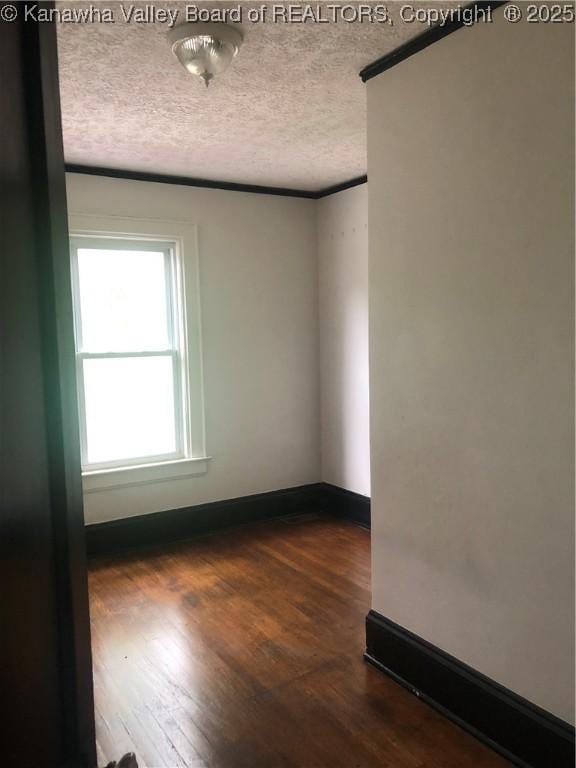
[{"x1": 1, "y1": 2, "x2": 574, "y2": 26}]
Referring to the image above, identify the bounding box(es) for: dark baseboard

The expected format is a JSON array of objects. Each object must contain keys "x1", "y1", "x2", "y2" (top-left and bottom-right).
[
  {"x1": 86, "y1": 483, "x2": 324, "y2": 556},
  {"x1": 365, "y1": 610, "x2": 575, "y2": 768},
  {"x1": 85, "y1": 482, "x2": 371, "y2": 557},
  {"x1": 320, "y1": 483, "x2": 370, "y2": 528}
]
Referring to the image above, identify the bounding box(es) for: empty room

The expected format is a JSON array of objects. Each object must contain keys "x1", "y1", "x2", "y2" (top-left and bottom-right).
[{"x1": 2, "y1": 2, "x2": 574, "y2": 768}]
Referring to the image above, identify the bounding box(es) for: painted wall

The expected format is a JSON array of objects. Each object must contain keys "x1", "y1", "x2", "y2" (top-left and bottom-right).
[
  {"x1": 367, "y1": 11, "x2": 574, "y2": 723},
  {"x1": 67, "y1": 173, "x2": 320, "y2": 524},
  {"x1": 317, "y1": 185, "x2": 370, "y2": 497}
]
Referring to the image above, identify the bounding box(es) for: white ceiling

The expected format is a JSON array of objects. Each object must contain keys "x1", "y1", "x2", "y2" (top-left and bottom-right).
[{"x1": 57, "y1": 1, "x2": 460, "y2": 192}]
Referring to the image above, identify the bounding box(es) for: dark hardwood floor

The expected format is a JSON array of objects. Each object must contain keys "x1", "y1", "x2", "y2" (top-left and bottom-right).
[{"x1": 89, "y1": 515, "x2": 509, "y2": 768}]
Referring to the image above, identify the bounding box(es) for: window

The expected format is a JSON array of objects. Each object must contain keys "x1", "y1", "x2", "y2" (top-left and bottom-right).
[{"x1": 69, "y1": 216, "x2": 207, "y2": 491}]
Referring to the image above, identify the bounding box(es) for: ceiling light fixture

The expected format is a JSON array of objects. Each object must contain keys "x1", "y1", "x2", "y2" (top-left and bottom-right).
[{"x1": 167, "y1": 23, "x2": 244, "y2": 88}]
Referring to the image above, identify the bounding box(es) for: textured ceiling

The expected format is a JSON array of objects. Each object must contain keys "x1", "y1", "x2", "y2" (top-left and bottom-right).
[{"x1": 57, "y1": 1, "x2": 461, "y2": 191}]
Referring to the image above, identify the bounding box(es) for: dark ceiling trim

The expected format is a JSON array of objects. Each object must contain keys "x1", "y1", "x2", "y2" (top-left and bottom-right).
[
  {"x1": 316, "y1": 175, "x2": 368, "y2": 199},
  {"x1": 65, "y1": 163, "x2": 365, "y2": 200},
  {"x1": 359, "y1": 1, "x2": 507, "y2": 83},
  {"x1": 65, "y1": 163, "x2": 319, "y2": 199}
]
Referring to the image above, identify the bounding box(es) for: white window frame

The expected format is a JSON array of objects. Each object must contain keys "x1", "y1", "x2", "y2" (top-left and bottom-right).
[{"x1": 69, "y1": 214, "x2": 209, "y2": 492}]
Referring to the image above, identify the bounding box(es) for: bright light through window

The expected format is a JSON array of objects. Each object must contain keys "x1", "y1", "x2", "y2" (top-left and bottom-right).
[
  {"x1": 77, "y1": 248, "x2": 170, "y2": 352},
  {"x1": 83, "y1": 356, "x2": 176, "y2": 464},
  {"x1": 70, "y1": 236, "x2": 186, "y2": 470}
]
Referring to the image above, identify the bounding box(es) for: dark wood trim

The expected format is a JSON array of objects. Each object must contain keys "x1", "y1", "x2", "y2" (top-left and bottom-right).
[
  {"x1": 365, "y1": 611, "x2": 575, "y2": 768},
  {"x1": 66, "y1": 163, "x2": 319, "y2": 199},
  {"x1": 86, "y1": 484, "x2": 325, "y2": 556},
  {"x1": 65, "y1": 164, "x2": 365, "y2": 200},
  {"x1": 316, "y1": 175, "x2": 368, "y2": 198},
  {"x1": 86, "y1": 482, "x2": 372, "y2": 557},
  {"x1": 359, "y1": 2, "x2": 507, "y2": 83},
  {"x1": 86, "y1": 483, "x2": 373, "y2": 557},
  {"x1": 320, "y1": 483, "x2": 370, "y2": 528},
  {"x1": 26, "y1": 16, "x2": 97, "y2": 768},
  {"x1": 2, "y1": 4, "x2": 96, "y2": 766}
]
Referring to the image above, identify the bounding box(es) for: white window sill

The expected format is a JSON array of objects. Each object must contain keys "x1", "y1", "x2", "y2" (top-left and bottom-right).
[{"x1": 82, "y1": 457, "x2": 211, "y2": 493}]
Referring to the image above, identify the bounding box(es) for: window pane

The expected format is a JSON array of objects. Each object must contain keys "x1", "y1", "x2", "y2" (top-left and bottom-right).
[
  {"x1": 83, "y1": 356, "x2": 177, "y2": 465},
  {"x1": 77, "y1": 247, "x2": 170, "y2": 352}
]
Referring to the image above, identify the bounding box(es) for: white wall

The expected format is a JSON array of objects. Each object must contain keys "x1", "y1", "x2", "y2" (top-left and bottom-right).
[
  {"x1": 367, "y1": 11, "x2": 574, "y2": 723},
  {"x1": 317, "y1": 185, "x2": 370, "y2": 497},
  {"x1": 67, "y1": 173, "x2": 320, "y2": 524}
]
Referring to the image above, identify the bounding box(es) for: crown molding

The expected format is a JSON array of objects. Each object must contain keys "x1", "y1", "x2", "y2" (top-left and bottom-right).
[
  {"x1": 359, "y1": 1, "x2": 507, "y2": 83},
  {"x1": 65, "y1": 164, "x2": 367, "y2": 200},
  {"x1": 316, "y1": 175, "x2": 368, "y2": 198}
]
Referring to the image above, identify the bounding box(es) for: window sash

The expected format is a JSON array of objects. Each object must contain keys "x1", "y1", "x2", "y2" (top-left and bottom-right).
[
  {"x1": 70, "y1": 236, "x2": 177, "y2": 355},
  {"x1": 70, "y1": 236, "x2": 188, "y2": 471}
]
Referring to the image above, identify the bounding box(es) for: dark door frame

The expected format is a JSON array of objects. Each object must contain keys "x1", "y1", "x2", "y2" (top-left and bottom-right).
[{"x1": 1, "y1": 3, "x2": 96, "y2": 766}]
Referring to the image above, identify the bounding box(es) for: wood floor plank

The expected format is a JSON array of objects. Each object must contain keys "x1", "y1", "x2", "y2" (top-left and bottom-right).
[{"x1": 89, "y1": 517, "x2": 509, "y2": 768}]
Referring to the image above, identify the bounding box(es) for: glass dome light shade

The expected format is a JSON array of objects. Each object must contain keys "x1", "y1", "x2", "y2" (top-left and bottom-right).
[{"x1": 167, "y1": 23, "x2": 243, "y2": 87}]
